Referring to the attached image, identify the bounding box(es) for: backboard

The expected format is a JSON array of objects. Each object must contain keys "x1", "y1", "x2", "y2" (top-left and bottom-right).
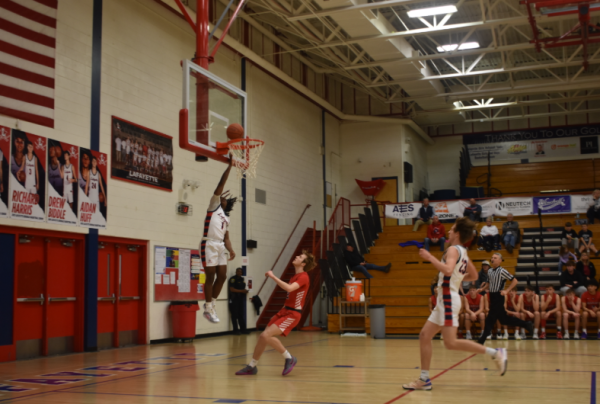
[{"x1": 179, "y1": 59, "x2": 247, "y2": 163}]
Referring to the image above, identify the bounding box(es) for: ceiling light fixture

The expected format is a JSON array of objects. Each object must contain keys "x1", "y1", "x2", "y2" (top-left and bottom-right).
[
  {"x1": 436, "y1": 42, "x2": 480, "y2": 52},
  {"x1": 407, "y1": 5, "x2": 457, "y2": 18}
]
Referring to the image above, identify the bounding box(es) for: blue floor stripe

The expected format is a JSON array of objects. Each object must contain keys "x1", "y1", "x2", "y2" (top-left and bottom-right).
[{"x1": 592, "y1": 372, "x2": 596, "y2": 404}]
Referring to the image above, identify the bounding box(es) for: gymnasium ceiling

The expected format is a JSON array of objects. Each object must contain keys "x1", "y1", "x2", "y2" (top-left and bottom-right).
[{"x1": 187, "y1": 0, "x2": 600, "y2": 129}]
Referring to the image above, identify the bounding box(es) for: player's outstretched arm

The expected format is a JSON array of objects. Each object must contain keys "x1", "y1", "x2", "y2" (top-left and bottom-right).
[
  {"x1": 266, "y1": 271, "x2": 299, "y2": 293},
  {"x1": 213, "y1": 159, "x2": 233, "y2": 196}
]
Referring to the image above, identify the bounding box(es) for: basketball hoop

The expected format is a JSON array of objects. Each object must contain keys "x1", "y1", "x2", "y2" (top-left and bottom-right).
[{"x1": 216, "y1": 138, "x2": 264, "y2": 179}]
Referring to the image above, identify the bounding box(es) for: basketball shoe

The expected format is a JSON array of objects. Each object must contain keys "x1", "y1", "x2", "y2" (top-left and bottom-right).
[
  {"x1": 581, "y1": 331, "x2": 588, "y2": 340},
  {"x1": 282, "y1": 357, "x2": 297, "y2": 375},
  {"x1": 564, "y1": 330, "x2": 570, "y2": 340},
  {"x1": 556, "y1": 330, "x2": 563, "y2": 339},
  {"x1": 493, "y1": 348, "x2": 508, "y2": 376},
  {"x1": 235, "y1": 365, "x2": 258, "y2": 375},
  {"x1": 402, "y1": 378, "x2": 432, "y2": 391},
  {"x1": 210, "y1": 301, "x2": 220, "y2": 323}
]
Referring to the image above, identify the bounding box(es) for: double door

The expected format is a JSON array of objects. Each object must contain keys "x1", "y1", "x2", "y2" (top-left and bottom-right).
[
  {"x1": 14, "y1": 233, "x2": 84, "y2": 359},
  {"x1": 97, "y1": 238, "x2": 146, "y2": 349}
]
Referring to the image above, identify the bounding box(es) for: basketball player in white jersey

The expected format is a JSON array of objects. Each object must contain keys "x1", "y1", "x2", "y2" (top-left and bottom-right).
[
  {"x1": 402, "y1": 217, "x2": 507, "y2": 391},
  {"x1": 85, "y1": 156, "x2": 106, "y2": 206},
  {"x1": 19, "y1": 142, "x2": 39, "y2": 194},
  {"x1": 62, "y1": 150, "x2": 77, "y2": 210},
  {"x1": 201, "y1": 159, "x2": 236, "y2": 323}
]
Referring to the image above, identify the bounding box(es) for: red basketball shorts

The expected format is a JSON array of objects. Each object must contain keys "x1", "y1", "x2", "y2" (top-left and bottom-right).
[{"x1": 268, "y1": 308, "x2": 302, "y2": 337}]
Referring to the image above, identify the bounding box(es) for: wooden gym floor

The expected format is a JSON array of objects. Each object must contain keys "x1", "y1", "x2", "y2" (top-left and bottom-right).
[{"x1": 0, "y1": 331, "x2": 597, "y2": 403}]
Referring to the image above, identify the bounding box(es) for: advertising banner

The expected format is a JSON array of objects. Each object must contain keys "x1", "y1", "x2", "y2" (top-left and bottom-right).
[
  {"x1": 78, "y1": 148, "x2": 108, "y2": 229},
  {"x1": 111, "y1": 116, "x2": 173, "y2": 192},
  {"x1": 8, "y1": 130, "x2": 47, "y2": 222},
  {"x1": 385, "y1": 202, "x2": 421, "y2": 219},
  {"x1": 0, "y1": 126, "x2": 10, "y2": 218},
  {"x1": 491, "y1": 197, "x2": 533, "y2": 217},
  {"x1": 47, "y1": 140, "x2": 80, "y2": 226},
  {"x1": 571, "y1": 195, "x2": 594, "y2": 213},
  {"x1": 532, "y1": 195, "x2": 571, "y2": 214},
  {"x1": 467, "y1": 137, "x2": 582, "y2": 165}
]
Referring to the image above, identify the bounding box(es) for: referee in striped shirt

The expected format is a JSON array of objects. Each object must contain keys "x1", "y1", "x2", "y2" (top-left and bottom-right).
[{"x1": 478, "y1": 253, "x2": 533, "y2": 344}]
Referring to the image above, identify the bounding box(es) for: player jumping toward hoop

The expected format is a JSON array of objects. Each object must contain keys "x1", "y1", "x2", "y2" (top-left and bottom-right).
[
  {"x1": 402, "y1": 218, "x2": 508, "y2": 392},
  {"x1": 201, "y1": 160, "x2": 237, "y2": 323},
  {"x1": 236, "y1": 251, "x2": 315, "y2": 376}
]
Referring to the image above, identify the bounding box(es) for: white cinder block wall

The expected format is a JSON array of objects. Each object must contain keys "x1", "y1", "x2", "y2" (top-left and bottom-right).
[{"x1": 0, "y1": 0, "x2": 341, "y2": 340}]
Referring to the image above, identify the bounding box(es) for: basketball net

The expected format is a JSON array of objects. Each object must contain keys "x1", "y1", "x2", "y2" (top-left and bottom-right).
[{"x1": 216, "y1": 138, "x2": 264, "y2": 179}]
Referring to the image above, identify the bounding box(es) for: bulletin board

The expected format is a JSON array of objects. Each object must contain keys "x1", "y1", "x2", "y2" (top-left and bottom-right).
[{"x1": 154, "y1": 246, "x2": 205, "y2": 302}]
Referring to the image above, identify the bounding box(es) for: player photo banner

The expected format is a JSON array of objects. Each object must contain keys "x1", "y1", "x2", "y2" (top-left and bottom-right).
[
  {"x1": 47, "y1": 140, "x2": 80, "y2": 226},
  {"x1": 0, "y1": 126, "x2": 10, "y2": 218},
  {"x1": 110, "y1": 117, "x2": 173, "y2": 192},
  {"x1": 8, "y1": 130, "x2": 47, "y2": 222},
  {"x1": 78, "y1": 148, "x2": 108, "y2": 229}
]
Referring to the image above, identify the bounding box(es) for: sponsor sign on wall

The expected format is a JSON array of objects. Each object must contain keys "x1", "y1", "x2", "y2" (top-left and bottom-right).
[
  {"x1": 385, "y1": 202, "x2": 421, "y2": 219},
  {"x1": 47, "y1": 140, "x2": 79, "y2": 226},
  {"x1": 432, "y1": 201, "x2": 462, "y2": 220},
  {"x1": 78, "y1": 148, "x2": 108, "y2": 229},
  {"x1": 492, "y1": 197, "x2": 533, "y2": 217},
  {"x1": 8, "y1": 130, "x2": 47, "y2": 222},
  {"x1": 532, "y1": 196, "x2": 571, "y2": 214}
]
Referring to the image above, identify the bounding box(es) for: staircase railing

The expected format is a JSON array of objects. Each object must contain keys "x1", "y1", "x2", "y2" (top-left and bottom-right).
[{"x1": 318, "y1": 198, "x2": 351, "y2": 260}]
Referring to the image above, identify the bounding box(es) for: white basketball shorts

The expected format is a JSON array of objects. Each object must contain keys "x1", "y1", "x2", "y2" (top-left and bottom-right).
[
  {"x1": 201, "y1": 239, "x2": 228, "y2": 267},
  {"x1": 428, "y1": 293, "x2": 462, "y2": 328}
]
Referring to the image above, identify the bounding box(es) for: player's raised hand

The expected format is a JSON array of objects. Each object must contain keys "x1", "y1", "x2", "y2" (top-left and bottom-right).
[{"x1": 419, "y1": 248, "x2": 433, "y2": 261}]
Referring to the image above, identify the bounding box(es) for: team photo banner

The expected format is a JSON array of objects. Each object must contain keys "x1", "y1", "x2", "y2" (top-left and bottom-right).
[
  {"x1": 0, "y1": 126, "x2": 10, "y2": 218},
  {"x1": 111, "y1": 117, "x2": 173, "y2": 192},
  {"x1": 47, "y1": 140, "x2": 80, "y2": 226},
  {"x1": 385, "y1": 194, "x2": 592, "y2": 220},
  {"x1": 78, "y1": 148, "x2": 108, "y2": 229},
  {"x1": 8, "y1": 130, "x2": 47, "y2": 222}
]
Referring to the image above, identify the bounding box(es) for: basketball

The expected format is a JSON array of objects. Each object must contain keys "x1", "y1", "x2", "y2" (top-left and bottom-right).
[{"x1": 226, "y1": 123, "x2": 244, "y2": 140}]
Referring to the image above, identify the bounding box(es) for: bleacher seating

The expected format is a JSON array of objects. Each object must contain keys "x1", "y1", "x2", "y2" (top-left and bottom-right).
[
  {"x1": 465, "y1": 159, "x2": 597, "y2": 196},
  {"x1": 327, "y1": 214, "x2": 600, "y2": 335}
]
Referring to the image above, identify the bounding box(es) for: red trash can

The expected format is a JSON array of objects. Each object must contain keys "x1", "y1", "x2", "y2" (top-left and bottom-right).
[{"x1": 169, "y1": 302, "x2": 199, "y2": 340}]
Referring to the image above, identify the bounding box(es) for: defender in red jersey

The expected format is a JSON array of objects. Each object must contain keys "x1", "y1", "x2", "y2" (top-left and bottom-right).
[
  {"x1": 236, "y1": 251, "x2": 316, "y2": 376},
  {"x1": 581, "y1": 281, "x2": 600, "y2": 339},
  {"x1": 464, "y1": 284, "x2": 485, "y2": 340},
  {"x1": 541, "y1": 285, "x2": 563, "y2": 339},
  {"x1": 561, "y1": 288, "x2": 582, "y2": 339},
  {"x1": 504, "y1": 289, "x2": 524, "y2": 340},
  {"x1": 519, "y1": 285, "x2": 540, "y2": 339}
]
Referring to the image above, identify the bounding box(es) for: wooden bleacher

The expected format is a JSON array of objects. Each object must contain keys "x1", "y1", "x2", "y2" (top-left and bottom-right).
[
  {"x1": 466, "y1": 159, "x2": 598, "y2": 196},
  {"x1": 328, "y1": 214, "x2": 600, "y2": 335}
]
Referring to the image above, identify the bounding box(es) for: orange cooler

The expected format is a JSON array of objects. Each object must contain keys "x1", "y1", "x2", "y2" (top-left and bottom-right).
[{"x1": 345, "y1": 280, "x2": 363, "y2": 302}]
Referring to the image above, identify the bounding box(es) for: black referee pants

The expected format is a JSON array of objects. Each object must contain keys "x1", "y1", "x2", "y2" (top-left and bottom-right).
[{"x1": 478, "y1": 292, "x2": 529, "y2": 344}]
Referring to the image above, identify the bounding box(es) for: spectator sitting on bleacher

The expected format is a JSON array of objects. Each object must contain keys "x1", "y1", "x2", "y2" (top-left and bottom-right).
[
  {"x1": 501, "y1": 213, "x2": 520, "y2": 254},
  {"x1": 560, "y1": 260, "x2": 587, "y2": 296},
  {"x1": 581, "y1": 280, "x2": 600, "y2": 340},
  {"x1": 586, "y1": 189, "x2": 600, "y2": 224},
  {"x1": 478, "y1": 217, "x2": 500, "y2": 252},
  {"x1": 519, "y1": 285, "x2": 540, "y2": 339},
  {"x1": 424, "y1": 215, "x2": 446, "y2": 252},
  {"x1": 413, "y1": 198, "x2": 434, "y2": 232},
  {"x1": 343, "y1": 244, "x2": 390, "y2": 279},
  {"x1": 562, "y1": 222, "x2": 579, "y2": 251},
  {"x1": 578, "y1": 223, "x2": 598, "y2": 256},
  {"x1": 476, "y1": 260, "x2": 490, "y2": 294},
  {"x1": 558, "y1": 245, "x2": 578, "y2": 273},
  {"x1": 463, "y1": 198, "x2": 482, "y2": 222},
  {"x1": 576, "y1": 252, "x2": 596, "y2": 283},
  {"x1": 464, "y1": 284, "x2": 485, "y2": 340},
  {"x1": 561, "y1": 288, "x2": 581, "y2": 339}
]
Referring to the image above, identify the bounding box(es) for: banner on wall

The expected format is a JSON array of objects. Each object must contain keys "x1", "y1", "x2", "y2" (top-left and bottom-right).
[
  {"x1": 110, "y1": 116, "x2": 173, "y2": 192},
  {"x1": 8, "y1": 130, "x2": 47, "y2": 222},
  {"x1": 78, "y1": 148, "x2": 108, "y2": 229},
  {"x1": 47, "y1": 140, "x2": 80, "y2": 226},
  {"x1": 385, "y1": 194, "x2": 592, "y2": 219},
  {"x1": 0, "y1": 126, "x2": 10, "y2": 218}
]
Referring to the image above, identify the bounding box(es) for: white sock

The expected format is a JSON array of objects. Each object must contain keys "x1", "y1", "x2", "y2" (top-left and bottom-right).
[
  {"x1": 212, "y1": 299, "x2": 217, "y2": 308},
  {"x1": 534, "y1": 328, "x2": 539, "y2": 333},
  {"x1": 583, "y1": 328, "x2": 587, "y2": 332},
  {"x1": 249, "y1": 359, "x2": 258, "y2": 368},
  {"x1": 485, "y1": 348, "x2": 497, "y2": 358},
  {"x1": 557, "y1": 326, "x2": 561, "y2": 331},
  {"x1": 282, "y1": 350, "x2": 292, "y2": 359},
  {"x1": 420, "y1": 370, "x2": 430, "y2": 381},
  {"x1": 541, "y1": 327, "x2": 546, "y2": 332},
  {"x1": 497, "y1": 329, "x2": 502, "y2": 333}
]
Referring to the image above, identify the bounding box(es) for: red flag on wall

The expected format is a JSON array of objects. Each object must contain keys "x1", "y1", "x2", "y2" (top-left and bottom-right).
[
  {"x1": 0, "y1": 0, "x2": 57, "y2": 128},
  {"x1": 356, "y1": 178, "x2": 386, "y2": 196}
]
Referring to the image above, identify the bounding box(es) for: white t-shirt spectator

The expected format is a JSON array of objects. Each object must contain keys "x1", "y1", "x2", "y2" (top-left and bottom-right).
[{"x1": 481, "y1": 224, "x2": 499, "y2": 237}]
